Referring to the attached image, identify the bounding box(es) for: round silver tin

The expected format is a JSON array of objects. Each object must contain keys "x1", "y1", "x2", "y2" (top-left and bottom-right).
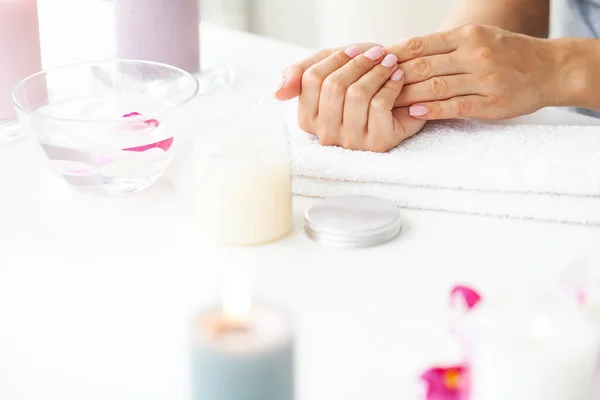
[{"x1": 304, "y1": 195, "x2": 402, "y2": 248}]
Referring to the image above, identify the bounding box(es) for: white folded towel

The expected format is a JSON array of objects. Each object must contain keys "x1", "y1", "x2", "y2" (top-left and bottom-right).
[{"x1": 284, "y1": 102, "x2": 600, "y2": 225}]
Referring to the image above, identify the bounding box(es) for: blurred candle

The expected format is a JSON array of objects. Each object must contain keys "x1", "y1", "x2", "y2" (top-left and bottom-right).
[
  {"x1": 193, "y1": 116, "x2": 292, "y2": 246},
  {"x1": 469, "y1": 299, "x2": 598, "y2": 400},
  {"x1": 191, "y1": 287, "x2": 295, "y2": 400},
  {"x1": 115, "y1": 0, "x2": 200, "y2": 73},
  {"x1": 0, "y1": 0, "x2": 42, "y2": 140}
]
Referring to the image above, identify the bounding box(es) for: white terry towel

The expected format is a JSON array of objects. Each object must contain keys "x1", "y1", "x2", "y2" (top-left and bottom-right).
[{"x1": 286, "y1": 104, "x2": 600, "y2": 225}]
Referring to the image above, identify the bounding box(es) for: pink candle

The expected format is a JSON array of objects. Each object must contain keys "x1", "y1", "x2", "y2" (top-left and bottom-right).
[
  {"x1": 0, "y1": 0, "x2": 42, "y2": 122},
  {"x1": 115, "y1": 0, "x2": 200, "y2": 73}
]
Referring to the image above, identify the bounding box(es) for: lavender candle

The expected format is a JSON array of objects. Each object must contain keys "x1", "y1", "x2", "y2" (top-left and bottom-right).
[
  {"x1": 115, "y1": 0, "x2": 200, "y2": 73},
  {"x1": 191, "y1": 293, "x2": 295, "y2": 400}
]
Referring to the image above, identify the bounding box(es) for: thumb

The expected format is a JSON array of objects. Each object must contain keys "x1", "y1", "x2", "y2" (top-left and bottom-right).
[{"x1": 275, "y1": 64, "x2": 305, "y2": 101}]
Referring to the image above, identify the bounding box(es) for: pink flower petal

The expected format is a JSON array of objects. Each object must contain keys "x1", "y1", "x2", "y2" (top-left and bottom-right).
[
  {"x1": 421, "y1": 365, "x2": 469, "y2": 400},
  {"x1": 121, "y1": 112, "x2": 160, "y2": 130},
  {"x1": 122, "y1": 112, "x2": 142, "y2": 118},
  {"x1": 123, "y1": 137, "x2": 174, "y2": 153},
  {"x1": 450, "y1": 286, "x2": 482, "y2": 310}
]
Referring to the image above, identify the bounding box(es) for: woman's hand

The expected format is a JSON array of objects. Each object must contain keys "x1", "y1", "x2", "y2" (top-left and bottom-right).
[
  {"x1": 277, "y1": 24, "x2": 568, "y2": 121},
  {"x1": 296, "y1": 46, "x2": 426, "y2": 152},
  {"x1": 392, "y1": 24, "x2": 564, "y2": 120}
]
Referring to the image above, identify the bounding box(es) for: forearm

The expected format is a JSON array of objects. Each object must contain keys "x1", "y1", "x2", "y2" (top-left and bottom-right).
[
  {"x1": 551, "y1": 38, "x2": 600, "y2": 111},
  {"x1": 441, "y1": 0, "x2": 550, "y2": 38}
]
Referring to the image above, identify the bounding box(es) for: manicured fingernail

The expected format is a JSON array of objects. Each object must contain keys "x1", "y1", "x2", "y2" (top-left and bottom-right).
[
  {"x1": 381, "y1": 54, "x2": 398, "y2": 68},
  {"x1": 344, "y1": 45, "x2": 363, "y2": 58},
  {"x1": 276, "y1": 78, "x2": 287, "y2": 92},
  {"x1": 410, "y1": 105, "x2": 429, "y2": 117},
  {"x1": 391, "y1": 69, "x2": 404, "y2": 81},
  {"x1": 364, "y1": 46, "x2": 385, "y2": 61}
]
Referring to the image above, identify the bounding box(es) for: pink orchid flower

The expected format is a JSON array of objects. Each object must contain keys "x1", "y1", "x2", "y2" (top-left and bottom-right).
[
  {"x1": 421, "y1": 366, "x2": 469, "y2": 400},
  {"x1": 421, "y1": 285, "x2": 482, "y2": 400}
]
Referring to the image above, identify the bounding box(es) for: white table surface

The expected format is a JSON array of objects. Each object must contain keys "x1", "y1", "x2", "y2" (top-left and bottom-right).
[{"x1": 1, "y1": 1, "x2": 600, "y2": 400}]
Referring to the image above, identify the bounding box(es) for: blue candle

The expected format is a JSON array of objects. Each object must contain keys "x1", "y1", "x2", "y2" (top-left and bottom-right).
[{"x1": 191, "y1": 301, "x2": 295, "y2": 400}]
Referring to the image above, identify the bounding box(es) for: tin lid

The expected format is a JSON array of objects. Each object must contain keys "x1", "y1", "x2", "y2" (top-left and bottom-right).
[{"x1": 304, "y1": 195, "x2": 402, "y2": 248}]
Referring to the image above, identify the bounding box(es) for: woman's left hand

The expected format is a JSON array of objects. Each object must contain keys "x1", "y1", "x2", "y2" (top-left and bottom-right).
[
  {"x1": 298, "y1": 46, "x2": 426, "y2": 152},
  {"x1": 393, "y1": 24, "x2": 565, "y2": 120}
]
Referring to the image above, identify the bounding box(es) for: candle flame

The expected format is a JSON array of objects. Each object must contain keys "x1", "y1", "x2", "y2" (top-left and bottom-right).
[{"x1": 222, "y1": 276, "x2": 251, "y2": 323}]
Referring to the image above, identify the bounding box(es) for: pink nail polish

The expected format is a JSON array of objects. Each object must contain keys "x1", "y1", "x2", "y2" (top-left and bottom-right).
[
  {"x1": 344, "y1": 46, "x2": 363, "y2": 58},
  {"x1": 409, "y1": 105, "x2": 429, "y2": 117},
  {"x1": 381, "y1": 54, "x2": 398, "y2": 68},
  {"x1": 364, "y1": 46, "x2": 385, "y2": 61},
  {"x1": 276, "y1": 78, "x2": 287, "y2": 92},
  {"x1": 391, "y1": 69, "x2": 405, "y2": 81}
]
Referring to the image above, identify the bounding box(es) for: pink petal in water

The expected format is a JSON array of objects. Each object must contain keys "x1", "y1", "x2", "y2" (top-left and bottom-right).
[
  {"x1": 122, "y1": 112, "x2": 142, "y2": 118},
  {"x1": 122, "y1": 111, "x2": 160, "y2": 130},
  {"x1": 123, "y1": 137, "x2": 174, "y2": 153},
  {"x1": 120, "y1": 111, "x2": 171, "y2": 152}
]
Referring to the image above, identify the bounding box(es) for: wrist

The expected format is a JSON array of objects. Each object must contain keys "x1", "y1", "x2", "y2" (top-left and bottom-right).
[{"x1": 547, "y1": 38, "x2": 599, "y2": 109}]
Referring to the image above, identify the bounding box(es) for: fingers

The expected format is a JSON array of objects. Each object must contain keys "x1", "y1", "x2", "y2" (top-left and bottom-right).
[
  {"x1": 394, "y1": 74, "x2": 479, "y2": 107},
  {"x1": 298, "y1": 48, "x2": 361, "y2": 134},
  {"x1": 369, "y1": 68, "x2": 405, "y2": 112},
  {"x1": 304, "y1": 45, "x2": 385, "y2": 142},
  {"x1": 385, "y1": 31, "x2": 457, "y2": 63},
  {"x1": 276, "y1": 43, "x2": 377, "y2": 101},
  {"x1": 400, "y1": 53, "x2": 467, "y2": 84},
  {"x1": 336, "y1": 50, "x2": 397, "y2": 147},
  {"x1": 408, "y1": 95, "x2": 488, "y2": 120},
  {"x1": 364, "y1": 69, "x2": 408, "y2": 151}
]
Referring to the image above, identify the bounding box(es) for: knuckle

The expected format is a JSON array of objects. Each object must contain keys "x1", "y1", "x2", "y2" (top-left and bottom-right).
[
  {"x1": 459, "y1": 23, "x2": 484, "y2": 40},
  {"x1": 370, "y1": 95, "x2": 388, "y2": 111},
  {"x1": 491, "y1": 93, "x2": 509, "y2": 107},
  {"x1": 322, "y1": 75, "x2": 346, "y2": 96},
  {"x1": 347, "y1": 85, "x2": 369, "y2": 102},
  {"x1": 429, "y1": 77, "x2": 448, "y2": 99},
  {"x1": 303, "y1": 67, "x2": 324, "y2": 87},
  {"x1": 406, "y1": 37, "x2": 425, "y2": 58},
  {"x1": 352, "y1": 55, "x2": 373, "y2": 70},
  {"x1": 485, "y1": 72, "x2": 503, "y2": 85},
  {"x1": 330, "y1": 50, "x2": 349, "y2": 64},
  {"x1": 410, "y1": 58, "x2": 432, "y2": 79},
  {"x1": 474, "y1": 47, "x2": 494, "y2": 63},
  {"x1": 316, "y1": 48, "x2": 334, "y2": 59},
  {"x1": 455, "y1": 98, "x2": 472, "y2": 117}
]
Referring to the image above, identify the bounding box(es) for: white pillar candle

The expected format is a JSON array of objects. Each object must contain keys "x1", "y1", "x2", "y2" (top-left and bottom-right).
[
  {"x1": 469, "y1": 300, "x2": 599, "y2": 400},
  {"x1": 193, "y1": 118, "x2": 292, "y2": 246}
]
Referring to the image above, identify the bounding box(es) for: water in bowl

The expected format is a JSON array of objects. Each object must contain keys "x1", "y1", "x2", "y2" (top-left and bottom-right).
[{"x1": 35, "y1": 95, "x2": 175, "y2": 194}]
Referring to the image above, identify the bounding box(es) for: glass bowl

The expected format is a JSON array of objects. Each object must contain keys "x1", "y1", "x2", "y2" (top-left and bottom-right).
[{"x1": 13, "y1": 59, "x2": 199, "y2": 194}]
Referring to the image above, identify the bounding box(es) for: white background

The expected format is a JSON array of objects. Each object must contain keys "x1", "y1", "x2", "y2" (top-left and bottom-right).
[{"x1": 204, "y1": 0, "x2": 566, "y2": 48}]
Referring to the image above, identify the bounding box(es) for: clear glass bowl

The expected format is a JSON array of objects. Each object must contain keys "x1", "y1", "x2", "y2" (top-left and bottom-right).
[{"x1": 13, "y1": 60, "x2": 199, "y2": 194}]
